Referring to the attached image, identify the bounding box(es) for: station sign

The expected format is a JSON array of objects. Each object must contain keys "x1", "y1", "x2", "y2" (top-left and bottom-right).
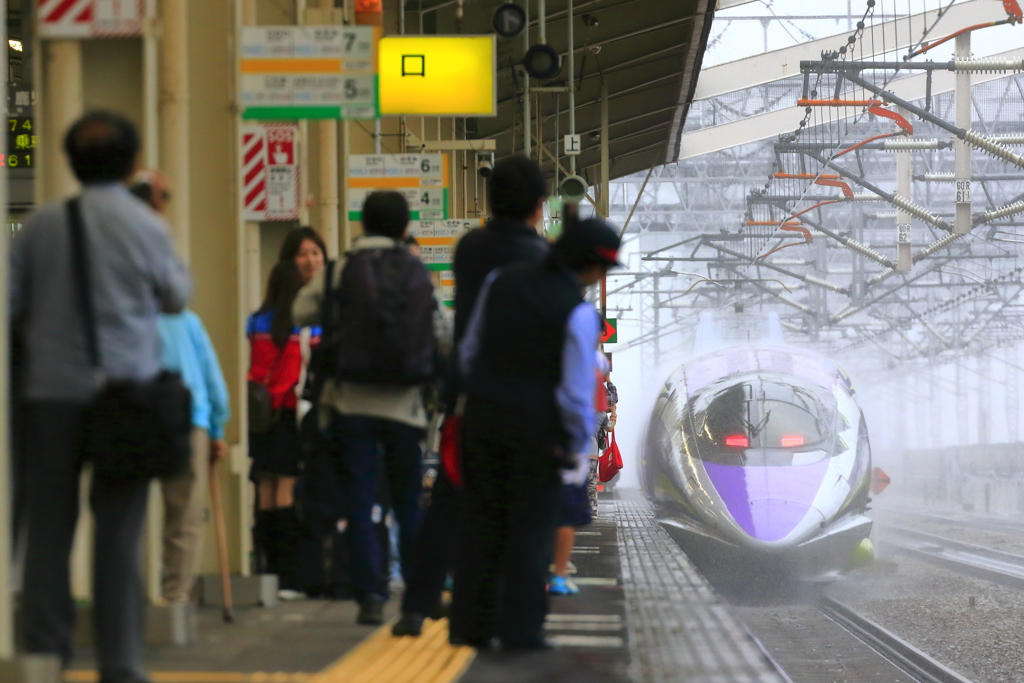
[
  {"x1": 241, "y1": 123, "x2": 300, "y2": 221},
  {"x1": 38, "y1": 0, "x2": 144, "y2": 38},
  {"x1": 239, "y1": 25, "x2": 378, "y2": 120},
  {"x1": 409, "y1": 219, "x2": 481, "y2": 271},
  {"x1": 378, "y1": 35, "x2": 497, "y2": 116},
  {"x1": 347, "y1": 154, "x2": 450, "y2": 221},
  {"x1": 439, "y1": 270, "x2": 456, "y2": 308}
]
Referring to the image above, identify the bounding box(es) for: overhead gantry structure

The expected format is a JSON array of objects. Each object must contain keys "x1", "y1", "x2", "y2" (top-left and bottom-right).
[{"x1": 606, "y1": 0, "x2": 1024, "y2": 386}]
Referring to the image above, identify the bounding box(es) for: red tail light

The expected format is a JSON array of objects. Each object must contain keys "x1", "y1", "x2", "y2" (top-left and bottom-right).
[
  {"x1": 780, "y1": 435, "x2": 805, "y2": 447},
  {"x1": 724, "y1": 435, "x2": 749, "y2": 448}
]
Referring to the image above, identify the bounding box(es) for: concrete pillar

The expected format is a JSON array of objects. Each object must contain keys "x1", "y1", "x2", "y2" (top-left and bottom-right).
[
  {"x1": 160, "y1": 0, "x2": 192, "y2": 259},
  {"x1": 40, "y1": 41, "x2": 83, "y2": 201}
]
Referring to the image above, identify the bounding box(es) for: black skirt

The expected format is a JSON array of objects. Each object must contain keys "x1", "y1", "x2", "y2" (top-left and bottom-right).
[{"x1": 249, "y1": 408, "x2": 301, "y2": 478}]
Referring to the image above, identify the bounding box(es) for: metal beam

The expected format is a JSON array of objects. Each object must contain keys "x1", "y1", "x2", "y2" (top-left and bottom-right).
[
  {"x1": 694, "y1": 0, "x2": 1009, "y2": 101},
  {"x1": 678, "y1": 47, "x2": 1024, "y2": 161}
]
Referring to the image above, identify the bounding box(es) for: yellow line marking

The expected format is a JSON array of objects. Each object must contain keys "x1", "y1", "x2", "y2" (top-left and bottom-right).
[
  {"x1": 65, "y1": 673, "x2": 311, "y2": 683},
  {"x1": 65, "y1": 620, "x2": 474, "y2": 683},
  {"x1": 240, "y1": 58, "x2": 341, "y2": 74},
  {"x1": 307, "y1": 619, "x2": 474, "y2": 683}
]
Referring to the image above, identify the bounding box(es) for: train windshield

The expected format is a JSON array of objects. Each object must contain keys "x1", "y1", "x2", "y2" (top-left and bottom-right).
[{"x1": 688, "y1": 374, "x2": 841, "y2": 465}]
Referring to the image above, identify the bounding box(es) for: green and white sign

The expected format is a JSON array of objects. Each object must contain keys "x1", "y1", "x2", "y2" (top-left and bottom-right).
[{"x1": 239, "y1": 25, "x2": 378, "y2": 120}]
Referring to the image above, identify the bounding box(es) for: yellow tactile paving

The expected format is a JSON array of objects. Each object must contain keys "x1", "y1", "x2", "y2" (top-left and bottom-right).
[
  {"x1": 65, "y1": 673, "x2": 311, "y2": 683},
  {"x1": 307, "y1": 619, "x2": 474, "y2": 683},
  {"x1": 64, "y1": 619, "x2": 474, "y2": 683}
]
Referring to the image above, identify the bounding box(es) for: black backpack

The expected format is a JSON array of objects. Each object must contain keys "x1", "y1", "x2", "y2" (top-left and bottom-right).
[{"x1": 327, "y1": 246, "x2": 437, "y2": 386}]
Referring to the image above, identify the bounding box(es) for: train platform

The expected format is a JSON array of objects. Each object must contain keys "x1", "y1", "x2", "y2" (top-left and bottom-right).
[{"x1": 65, "y1": 494, "x2": 783, "y2": 683}]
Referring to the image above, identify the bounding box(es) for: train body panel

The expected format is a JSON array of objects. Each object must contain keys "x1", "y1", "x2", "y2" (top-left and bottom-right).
[{"x1": 641, "y1": 343, "x2": 872, "y2": 580}]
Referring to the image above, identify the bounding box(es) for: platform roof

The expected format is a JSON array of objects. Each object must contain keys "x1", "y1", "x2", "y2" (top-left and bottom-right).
[{"x1": 419, "y1": 0, "x2": 717, "y2": 185}]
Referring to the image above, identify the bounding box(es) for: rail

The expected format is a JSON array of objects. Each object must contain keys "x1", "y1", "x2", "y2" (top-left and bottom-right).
[
  {"x1": 818, "y1": 597, "x2": 975, "y2": 683},
  {"x1": 877, "y1": 524, "x2": 1024, "y2": 591}
]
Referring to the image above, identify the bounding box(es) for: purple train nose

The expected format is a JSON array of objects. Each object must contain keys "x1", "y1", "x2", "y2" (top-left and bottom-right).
[{"x1": 703, "y1": 459, "x2": 830, "y2": 542}]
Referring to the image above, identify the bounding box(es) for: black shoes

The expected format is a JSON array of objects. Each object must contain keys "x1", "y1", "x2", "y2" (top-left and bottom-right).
[
  {"x1": 392, "y1": 611, "x2": 425, "y2": 637},
  {"x1": 357, "y1": 595, "x2": 385, "y2": 625}
]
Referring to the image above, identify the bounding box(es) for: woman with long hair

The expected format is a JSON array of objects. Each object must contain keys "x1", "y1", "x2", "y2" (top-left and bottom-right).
[
  {"x1": 247, "y1": 260, "x2": 320, "y2": 599},
  {"x1": 279, "y1": 226, "x2": 327, "y2": 286}
]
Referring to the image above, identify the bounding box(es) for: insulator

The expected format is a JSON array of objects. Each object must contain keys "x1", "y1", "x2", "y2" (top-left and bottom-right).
[
  {"x1": 882, "y1": 138, "x2": 943, "y2": 151},
  {"x1": 913, "y1": 232, "x2": 966, "y2": 262},
  {"x1": 804, "y1": 275, "x2": 848, "y2": 294},
  {"x1": 778, "y1": 295, "x2": 812, "y2": 314},
  {"x1": 866, "y1": 268, "x2": 897, "y2": 287},
  {"x1": 982, "y1": 200, "x2": 1024, "y2": 223},
  {"x1": 890, "y1": 193, "x2": 948, "y2": 229},
  {"x1": 991, "y1": 135, "x2": 1024, "y2": 145},
  {"x1": 830, "y1": 305, "x2": 864, "y2": 323},
  {"x1": 953, "y1": 58, "x2": 1024, "y2": 73},
  {"x1": 962, "y1": 130, "x2": 1024, "y2": 169},
  {"x1": 920, "y1": 173, "x2": 954, "y2": 181},
  {"x1": 845, "y1": 239, "x2": 892, "y2": 267}
]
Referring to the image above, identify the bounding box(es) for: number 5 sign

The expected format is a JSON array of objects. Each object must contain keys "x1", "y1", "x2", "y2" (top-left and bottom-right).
[{"x1": 38, "y1": 0, "x2": 145, "y2": 39}]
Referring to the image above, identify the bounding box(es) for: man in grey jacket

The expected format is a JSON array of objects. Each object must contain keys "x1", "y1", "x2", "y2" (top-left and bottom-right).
[{"x1": 10, "y1": 111, "x2": 190, "y2": 683}]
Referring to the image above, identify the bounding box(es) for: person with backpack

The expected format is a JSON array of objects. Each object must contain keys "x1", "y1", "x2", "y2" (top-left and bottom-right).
[
  {"x1": 450, "y1": 217, "x2": 622, "y2": 650},
  {"x1": 248, "y1": 260, "x2": 321, "y2": 600},
  {"x1": 392, "y1": 155, "x2": 551, "y2": 638},
  {"x1": 293, "y1": 190, "x2": 448, "y2": 625}
]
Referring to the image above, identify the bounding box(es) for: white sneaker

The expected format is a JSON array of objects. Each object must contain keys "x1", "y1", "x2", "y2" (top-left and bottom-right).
[{"x1": 278, "y1": 589, "x2": 308, "y2": 601}]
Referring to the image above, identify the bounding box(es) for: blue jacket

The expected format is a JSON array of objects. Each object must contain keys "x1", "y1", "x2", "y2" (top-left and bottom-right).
[{"x1": 158, "y1": 310, "x2": 231, "y2": 440}]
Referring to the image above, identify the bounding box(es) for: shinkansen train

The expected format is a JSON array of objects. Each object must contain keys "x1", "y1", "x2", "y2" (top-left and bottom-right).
[{"x1": 641, "y1": 337, "x2": 874, "y2": 582}]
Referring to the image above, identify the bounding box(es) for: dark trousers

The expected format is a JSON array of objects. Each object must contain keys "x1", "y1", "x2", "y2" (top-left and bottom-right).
[
  {"x1": 401, "y1": 471, "x2": 460, "y2": 616},
  {"x1": 330, "y1": 412, "x2": 424, "y2": 601},
  {"x1": 450, "y1": 401, "x2": 562, "y2": 648},
  {"x1": 22, "y1": 403, "x2": 150, "y2": 679}
]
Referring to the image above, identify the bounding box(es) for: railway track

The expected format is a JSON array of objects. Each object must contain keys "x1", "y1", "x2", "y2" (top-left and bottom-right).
[
  {"x1": 877, "y1": 524, "x2": 1024, "y2": 591},
  {"x1": 879, "y1": 507, "x2": 1024, "y2": 539},
  {"x1": 818, "y1": 597, "x2": 973, "y2": 683},
  {"x1": 734, "y1": 597, "x2": 975, "y2": 683}
]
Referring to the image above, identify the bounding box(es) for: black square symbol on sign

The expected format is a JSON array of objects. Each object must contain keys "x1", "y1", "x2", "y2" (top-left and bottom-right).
[{"x1": 402, "y1": 54, "x2": 426, "y2": 77}]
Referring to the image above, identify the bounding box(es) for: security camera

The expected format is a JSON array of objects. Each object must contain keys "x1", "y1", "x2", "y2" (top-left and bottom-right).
[{"x1": 477, "y1": 154, "x2": 494, "y2": 178}]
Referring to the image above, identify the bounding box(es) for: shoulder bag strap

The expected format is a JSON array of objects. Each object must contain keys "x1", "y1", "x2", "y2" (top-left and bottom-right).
[{"x1": 67, "y1": 198, "x2": 104, "y2": 384}]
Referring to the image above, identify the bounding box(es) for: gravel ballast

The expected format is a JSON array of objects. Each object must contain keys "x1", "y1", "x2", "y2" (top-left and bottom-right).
[{"x1": 827, "y1": 553, "x2": 1024, "y2": 683}]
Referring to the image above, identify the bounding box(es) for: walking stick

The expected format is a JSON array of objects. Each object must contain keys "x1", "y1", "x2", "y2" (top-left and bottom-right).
[{"x1": 209, "y1": 457, "x2": 235, "y2": 623}]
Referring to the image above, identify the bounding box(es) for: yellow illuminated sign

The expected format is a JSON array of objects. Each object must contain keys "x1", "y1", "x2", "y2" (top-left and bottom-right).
[{"x1": 378, "y1": 36, "x2": 497, "y2": 117}]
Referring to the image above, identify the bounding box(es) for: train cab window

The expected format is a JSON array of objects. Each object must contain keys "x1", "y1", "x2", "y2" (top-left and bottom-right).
[{"x1": 688, "y1": 375, "x2": 839, "y2": 465}]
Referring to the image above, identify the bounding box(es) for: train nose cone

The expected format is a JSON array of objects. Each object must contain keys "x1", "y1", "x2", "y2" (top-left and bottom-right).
[{"x1": 703, "y1": 460, "x2": 830, "y2": 543}]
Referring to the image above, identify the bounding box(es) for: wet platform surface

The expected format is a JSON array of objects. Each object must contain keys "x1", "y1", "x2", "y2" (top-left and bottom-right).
[{"x1": 66, "y1": 494, "x2": 782, "y2": 683}]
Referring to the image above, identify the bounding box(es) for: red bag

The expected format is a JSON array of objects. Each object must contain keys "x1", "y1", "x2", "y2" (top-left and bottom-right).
[
  {"x1": 440, "y1": 414, "x2": 464, "y2": 489},
  {"x1": 594, "y1": 372, "x2": 608, "y2": 413},
  {"x1": 598, "y1": 430, "x2": 623, "y2": 483}
]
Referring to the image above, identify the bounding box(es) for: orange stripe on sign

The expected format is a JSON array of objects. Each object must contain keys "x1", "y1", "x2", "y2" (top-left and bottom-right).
[
  {"x1": 240, "y1": 58, "x2": 342, "y2": 74},
  {"x1": 348, "y1": 177, "x2": 424, "y2": 189},
  {"x1": 418, "y1": 237, "x2": 457, "y2": 246}
]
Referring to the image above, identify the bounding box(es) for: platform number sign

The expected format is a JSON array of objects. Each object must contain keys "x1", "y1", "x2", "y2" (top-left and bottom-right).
[{"x1": 601, "y1": 318, "x2": 618, "y2": 345}]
